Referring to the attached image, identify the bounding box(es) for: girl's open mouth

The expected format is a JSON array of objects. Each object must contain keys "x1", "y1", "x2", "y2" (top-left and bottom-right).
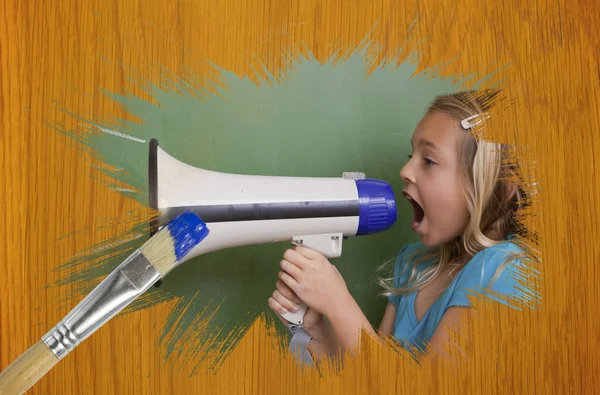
[{"x1": 403, "y1": 192, "x2": 425, "y2": 229}]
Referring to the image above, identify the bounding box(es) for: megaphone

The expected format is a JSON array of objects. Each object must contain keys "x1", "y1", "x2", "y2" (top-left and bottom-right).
[{"x1": 147, "y1": 138, "x2": 397, "y2": 324}]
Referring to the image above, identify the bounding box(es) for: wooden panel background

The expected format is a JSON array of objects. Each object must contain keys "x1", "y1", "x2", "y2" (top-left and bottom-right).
[{"x1": 1, "y1": 0, "x2": 598, "y2": 393}]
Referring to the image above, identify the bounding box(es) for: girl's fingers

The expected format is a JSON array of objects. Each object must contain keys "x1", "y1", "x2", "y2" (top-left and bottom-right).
[
  {"x1": 272, "y1": 289, "x2": 300, "y2": 313},
  {"x1": 280, "y1": 259, "x2": 303, "y2": 280},
  {"x1": 291, "y1": 245, "x2": 324, "y2": 260},
  {"x1": 276, "y1": 279, "x2": 301, "y2": 303},
  {"x1": 283, "y1": 248, "x2": 312, "y2": 269},
  {"x1": 278, "y1": 270, "x2": 299, "y2": 292},
  {"x1": 268, "y1": 296, "x2": 288, "y2": 316}
]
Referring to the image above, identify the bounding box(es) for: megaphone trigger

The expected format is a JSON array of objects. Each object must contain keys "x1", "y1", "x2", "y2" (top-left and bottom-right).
[{"x1": 291, "y1": 233, "x2": 344, "y2": 258}]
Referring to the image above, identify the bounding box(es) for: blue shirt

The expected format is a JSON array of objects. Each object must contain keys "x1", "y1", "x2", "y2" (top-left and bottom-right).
[{"x1": 388, "y1": 238, "x2": 527, "y2": 352}]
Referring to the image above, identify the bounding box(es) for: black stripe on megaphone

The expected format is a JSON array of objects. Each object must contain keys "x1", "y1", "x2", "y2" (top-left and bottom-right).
[{"x1": 158, "y1": 199, "x2": 360, "y2": 224}]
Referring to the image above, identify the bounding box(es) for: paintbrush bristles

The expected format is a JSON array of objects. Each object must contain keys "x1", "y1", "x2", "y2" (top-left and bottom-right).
[
  {"x1": 140, "y1": 211, "x2": 210, "y2": 276},
  {"x1": 139, "y1": 210, "x2": 209, "y2": 276},
  {"x1": 139, "y1": 228, "x2": 178, "y2": 276}
]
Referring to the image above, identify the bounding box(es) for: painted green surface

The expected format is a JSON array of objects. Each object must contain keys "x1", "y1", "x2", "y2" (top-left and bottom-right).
[{"x1": 50, "y1": 46, "x2": 469, "y2": 370}]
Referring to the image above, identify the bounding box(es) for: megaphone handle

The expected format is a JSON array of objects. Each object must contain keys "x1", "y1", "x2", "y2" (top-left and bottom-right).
[
  {"x1": 281, "y1": 233, "x2": 342, "y2": 326},
  {"x1": 280, "y1": 302, "x2": 308, "y2": 326}
]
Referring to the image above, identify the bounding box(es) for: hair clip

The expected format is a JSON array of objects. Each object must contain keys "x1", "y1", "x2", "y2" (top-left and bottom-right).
[{"x1": 460, "y1": 113, "x2": 490, "y2": 130}]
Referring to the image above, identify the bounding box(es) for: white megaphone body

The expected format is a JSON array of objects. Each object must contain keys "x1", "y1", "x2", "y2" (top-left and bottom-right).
[{"x1": 148, "y1": 139, "x2": 397, "y2": 325}]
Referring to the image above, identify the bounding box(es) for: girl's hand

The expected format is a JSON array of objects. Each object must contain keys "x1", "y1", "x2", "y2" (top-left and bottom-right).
[
  {"x1": 268, "y1": 279, "x2": 324, "y2": 332},
  {"x1": 278, "y1": 246, "x2": 352, "y2": 319}
]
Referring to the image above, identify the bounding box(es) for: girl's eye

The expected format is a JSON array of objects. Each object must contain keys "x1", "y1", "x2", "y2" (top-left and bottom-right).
[{"x1": 424, "y1": 158, "x2": 435, "y2": 166}]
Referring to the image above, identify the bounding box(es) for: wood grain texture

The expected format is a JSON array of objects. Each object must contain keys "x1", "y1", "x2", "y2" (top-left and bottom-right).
[{"x1": 1, "y1": 0, "x2": 598, "y2": 393}]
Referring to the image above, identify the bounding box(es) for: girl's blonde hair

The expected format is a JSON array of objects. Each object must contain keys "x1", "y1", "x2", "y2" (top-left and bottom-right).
[{"x1": 378, "y1": 89, "x2": 533, "y2": 297}]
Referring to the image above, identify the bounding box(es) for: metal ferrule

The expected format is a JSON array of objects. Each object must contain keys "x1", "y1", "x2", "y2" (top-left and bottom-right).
[{"x1": 42, "y1": 249, "x2": 161, "y2": 360}]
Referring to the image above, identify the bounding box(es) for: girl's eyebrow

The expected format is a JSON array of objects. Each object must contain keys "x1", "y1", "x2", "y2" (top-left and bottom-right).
[{"x1": 411, "y1": 138, "x2": 441, "y2": 152}]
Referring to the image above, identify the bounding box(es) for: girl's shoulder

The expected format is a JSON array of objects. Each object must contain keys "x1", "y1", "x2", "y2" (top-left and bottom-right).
[
  {"x1": 467, "y1": 238, "x2": 528, "y2": 268},
  {"x1": 389, "y1": 237, "x2": 533, "y2": 309},
  {"x1": 394, "y1": 237, "x2": 527, "y2": 265},
  {"x1": 393, "y1": 237, "x2": 530, "y2": 287},
  {"x1": 453, "y1": 238, "x2": 532, "y2": 303}
]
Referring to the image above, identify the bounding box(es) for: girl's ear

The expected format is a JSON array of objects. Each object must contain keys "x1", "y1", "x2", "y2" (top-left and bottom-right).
[
  {"x1": 504, "y1": 181, "x2": 518, "y2": 203},
  {"x1": 503, "y1": 167, "x2": 520, "y2": 203}
]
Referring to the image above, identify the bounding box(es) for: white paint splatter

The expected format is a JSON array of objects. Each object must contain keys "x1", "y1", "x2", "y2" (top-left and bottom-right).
[
  {"x1": 95, "y1": 125, "x2": 147, "y2": 143},
  {"x1": 111, "y1": 187, "x2": 139, "y2": 193}
]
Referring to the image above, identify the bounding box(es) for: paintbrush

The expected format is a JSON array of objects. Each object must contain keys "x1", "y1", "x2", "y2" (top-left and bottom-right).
[{"x1": 0, "y1": 211, "x2": 209, "y2": 395}]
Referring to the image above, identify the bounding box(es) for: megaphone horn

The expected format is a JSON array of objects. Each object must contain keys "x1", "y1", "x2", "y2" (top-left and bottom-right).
[
  {"x1": 147, "y1": 138, "x2": 398, "y2": 323},
  {"x1": 149, "y1": 138, "x2": 397, "y2": 258}
]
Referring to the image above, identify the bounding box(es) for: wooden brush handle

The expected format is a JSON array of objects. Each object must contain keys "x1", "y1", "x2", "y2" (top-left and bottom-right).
[{"x1": 0, "y1": 340, "x2": 59, "y2": 395}]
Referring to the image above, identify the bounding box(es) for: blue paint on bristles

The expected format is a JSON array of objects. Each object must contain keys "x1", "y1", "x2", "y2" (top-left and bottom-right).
[{"x1": 167, "y1": 211, "x2": 210, "y2": 261}]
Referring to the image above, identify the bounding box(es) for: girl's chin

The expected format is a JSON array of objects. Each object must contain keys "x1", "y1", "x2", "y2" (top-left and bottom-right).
[
  {"x1": 418, "y1": 230, "x2": 463, "y2": 248},
  {"x1": 413, "y1": 223, "x2": 441, "y2": 247},
  {"x1": 418, "y1": 235, "x2": 439, "y2": 247}
]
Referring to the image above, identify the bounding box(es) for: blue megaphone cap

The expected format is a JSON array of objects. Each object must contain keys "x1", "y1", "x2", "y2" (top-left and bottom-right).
[{"x1": 355, "y1": 178, "x2": 398, "y2": 235}]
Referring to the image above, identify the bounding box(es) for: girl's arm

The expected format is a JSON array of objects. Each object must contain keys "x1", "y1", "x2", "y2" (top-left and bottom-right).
[
  {"x1": 312, "y1": 303, "x2": 468, "y2": 361},
  {"x1": 306, "y1": 301, "x2": 396, "y2": 361},
  {"x1": 378, "y1": 302, "x2": 397, "y2": 336},
  {"x1": 307, "y1": 299, "x2": 395, "y2": 360},
  {"x1": 322, "y1": 294, "x2": 392, "y2": 354},
  {"x1": 305, "y1": 322, "x2": 339, "y2": 361}
]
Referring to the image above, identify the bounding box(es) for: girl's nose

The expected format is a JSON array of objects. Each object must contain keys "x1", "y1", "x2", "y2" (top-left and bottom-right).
[{"x1": 400, "y1": 161, "x2": 414, "y2": 184}]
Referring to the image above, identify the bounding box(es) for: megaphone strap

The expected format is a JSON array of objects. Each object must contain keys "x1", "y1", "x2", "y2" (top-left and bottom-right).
[{"x1": 287, "y1": 324, "x2": 315, "y2": 367}]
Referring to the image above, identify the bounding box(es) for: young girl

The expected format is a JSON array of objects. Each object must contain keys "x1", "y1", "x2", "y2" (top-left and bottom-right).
[{"x1": 267, "y1": 90, "x2": 532, "y2": 363}]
